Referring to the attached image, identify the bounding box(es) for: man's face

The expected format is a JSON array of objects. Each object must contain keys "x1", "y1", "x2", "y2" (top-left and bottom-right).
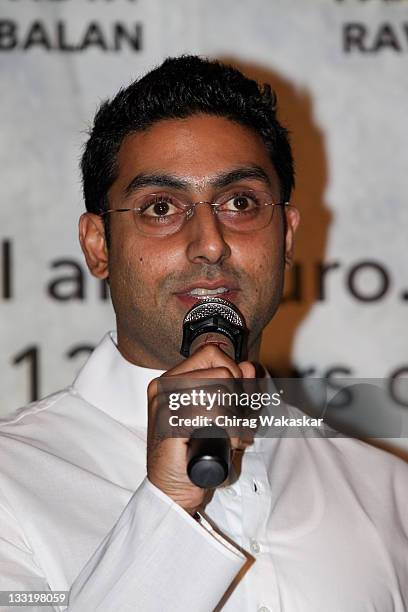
[{"x1": 80, "y1": 115, "x2": 299, "y2": 368}]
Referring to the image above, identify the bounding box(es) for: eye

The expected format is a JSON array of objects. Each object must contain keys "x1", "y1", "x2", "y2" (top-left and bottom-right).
[
  {"x1": 140, "y1": 195, "x2": 181, "y2": 217},
  {"x1": 222, "y1": 192, "x2": 260, "y2": 213}
]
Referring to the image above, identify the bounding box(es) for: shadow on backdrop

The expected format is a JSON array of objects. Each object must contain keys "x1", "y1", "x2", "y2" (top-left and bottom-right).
[{"x1": 221, "y1": 57, "x2": 332, "y2": 376}]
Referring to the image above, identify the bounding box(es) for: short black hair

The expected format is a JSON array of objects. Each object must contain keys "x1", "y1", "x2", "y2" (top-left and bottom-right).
[{"x1": 81, "y1": 55, "x2": 295, "y2": 219}]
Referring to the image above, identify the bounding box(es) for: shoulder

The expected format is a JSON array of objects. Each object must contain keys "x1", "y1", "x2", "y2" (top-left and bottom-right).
[
  {"x1": 0, "y1": 389, "x2": 71, "y2": 428},
  {"x1": 0, "y1": 387, "x2": 82, "y2": 433},
  {"x1": 0, "y1": 387, "x2": 97, "y2": 455}
]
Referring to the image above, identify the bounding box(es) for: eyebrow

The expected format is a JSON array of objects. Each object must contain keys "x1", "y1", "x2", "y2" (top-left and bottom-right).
[
  {"x1": 123, "y1": 165, "x2": 273, "y2": 198},
  {"x1": 212, "y1": 166, "x2": 272, "y2": 190},
  {"x1": 124, "y1": 173, "x2": 189, "y2": 197}
]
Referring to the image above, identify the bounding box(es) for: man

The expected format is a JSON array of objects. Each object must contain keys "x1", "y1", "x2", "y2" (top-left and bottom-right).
[{"x1": 0, "y1": 56, "x2": 407, "y2": 612}]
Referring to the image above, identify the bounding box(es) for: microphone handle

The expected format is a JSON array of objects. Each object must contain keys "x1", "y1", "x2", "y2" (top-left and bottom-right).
[
  {"x1": 187, "y1": 426, "x2": 231, "y2": 489},
  {"x1": 185, "y1": 333, "x2": 233, "y2": 488}
]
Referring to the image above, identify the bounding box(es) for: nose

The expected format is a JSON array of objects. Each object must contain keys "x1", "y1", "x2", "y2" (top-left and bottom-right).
[{"x1": 185, "y1": 202, "x2": 231, "y2": 265}]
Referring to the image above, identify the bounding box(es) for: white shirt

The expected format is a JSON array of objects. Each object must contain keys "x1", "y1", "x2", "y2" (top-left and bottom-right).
[{"x1": 0, "y1": 332, "x2": 407, "y2": 612}]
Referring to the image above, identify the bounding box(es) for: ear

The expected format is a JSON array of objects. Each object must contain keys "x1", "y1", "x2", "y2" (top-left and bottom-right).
[
  {"x1": 79, "y1": 213, "x2": 109, "y2": 279},
  {"x1": 284, "y1": 206, "x2": 300, "y2": 268}
]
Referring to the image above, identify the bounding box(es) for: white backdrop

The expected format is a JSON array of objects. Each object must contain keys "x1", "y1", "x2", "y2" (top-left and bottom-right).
[{"x1": 1, "y1": 0, "x2": 407, "y2": 450}]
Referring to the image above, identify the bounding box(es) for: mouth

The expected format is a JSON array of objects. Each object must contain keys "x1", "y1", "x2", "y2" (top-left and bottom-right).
[{"x1": 174, "y1": 282, "x2": 240, "y2": 309}]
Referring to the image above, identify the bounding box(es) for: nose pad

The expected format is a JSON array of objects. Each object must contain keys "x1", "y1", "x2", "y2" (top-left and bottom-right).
[
  {"x1": 189, "y1": 201, "x2": 212, "y2": 215},
  {"x1": 185, "y1": 206, "x2": 196, "y2": 221}
]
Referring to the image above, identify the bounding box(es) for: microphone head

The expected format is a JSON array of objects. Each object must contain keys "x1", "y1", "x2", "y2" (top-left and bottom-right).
[
  {"x1": 180, "y1": 297, "x2": 248, "y2": 362},
  {"x1": 183, "y1": 297, "x2": 245, "y2": 327}
]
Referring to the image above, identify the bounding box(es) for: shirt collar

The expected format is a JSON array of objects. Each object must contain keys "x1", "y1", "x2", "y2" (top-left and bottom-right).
[{"x1": 72, "y1": 331, "x2": 164, "y2": 430}]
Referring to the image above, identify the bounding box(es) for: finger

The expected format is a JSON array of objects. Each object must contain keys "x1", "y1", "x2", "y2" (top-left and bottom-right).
[
  {"x1": 230, "y1": 436, "x2": 253, "y2": 451},
  {"x1": 238, "y1": 361, "x2": 257, "y2": 379},
  {"x1": 164, "y1": 344, "x2": 244, "y2": 378},
  {"x1": 147, "y1": 366, "x2": 238, "y2": 404},
  {"x1": 166, "y1": 367, "x2": 239, "y2": 381}
]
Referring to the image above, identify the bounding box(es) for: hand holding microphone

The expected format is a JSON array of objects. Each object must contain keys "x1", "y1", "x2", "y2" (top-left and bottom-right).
[{"x1": 146, "y1": 298, "x2": 254, "y2": 515}]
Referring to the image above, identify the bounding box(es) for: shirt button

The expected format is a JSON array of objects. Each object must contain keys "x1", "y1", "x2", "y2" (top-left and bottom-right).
[
  {"x1": 225, "y1": 487, "x2": 237, "y2": 497},
  {"x1": 258, "y1": 607, "x2": 271, "y2": 612},
  {"x1": 250, "y1": 538, "x2": 261, "y2": 554}
]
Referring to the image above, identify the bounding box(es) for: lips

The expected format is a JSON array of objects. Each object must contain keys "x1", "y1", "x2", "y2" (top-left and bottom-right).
[
  {"x1": 174, "y1": 280, "x2": 240, "y2": 309},
  {"x1": 188, "y1": 286, "x2": 229, "y2": 297}
]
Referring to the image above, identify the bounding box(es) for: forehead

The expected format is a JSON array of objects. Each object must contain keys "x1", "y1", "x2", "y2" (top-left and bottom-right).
[{"x1": 111, "y1": 114, "x2": 280, "y2": 195}]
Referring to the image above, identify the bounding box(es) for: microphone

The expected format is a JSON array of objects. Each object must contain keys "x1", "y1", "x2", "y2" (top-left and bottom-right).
[{"x1": 180, "y1": 297, "x2": 248, "y2": 488}]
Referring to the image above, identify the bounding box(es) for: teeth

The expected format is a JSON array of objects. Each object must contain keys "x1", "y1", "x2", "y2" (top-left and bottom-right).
[{"x1": 188, "y1": 287, "x2": 229, "y2": 297}]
